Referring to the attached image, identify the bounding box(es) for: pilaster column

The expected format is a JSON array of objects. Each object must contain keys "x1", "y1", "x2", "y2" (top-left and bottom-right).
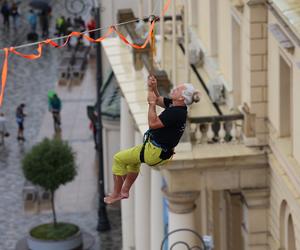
[
  {"x1": 138, "y1": 0, "x2": 144, "y2": 18},
  {"x1": 150, "y1": 170, "x2": 164, "y2": 250},
  {"x1": 241, "y1": 188, "x2": 269, "y2": 250},
  {"x1": 172, "y1": 0, "x2": 177, "y2": 85},
  {"x1": 148, "y1": 0, "x2": 153, "y2": 14},
  {"x1": 120, "y1": 98, "x2": 135, "y2": 250},
  {"x1": 160, "y1": 0, "x2": 165, "y2": 68},
  {"x1": 135, "y1": 132, "x2": 151, "y2": 250},
  {"x1": 163, "y1": 187, "x2": 200, "y2": 247},
  {"x1": 184, "y1": 0, "x2": 190, "y2": 81},
  {"x1": 242, "y1": 0, "x2": 268, "y2": 145}
]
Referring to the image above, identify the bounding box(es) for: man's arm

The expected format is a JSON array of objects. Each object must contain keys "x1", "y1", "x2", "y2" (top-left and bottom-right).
[
  {"x1": 148, "y1": 75, "x2": 165, "y2": 108},
  {"x1": 148, "y1": 91, "x2": 164, "y2": 129}
]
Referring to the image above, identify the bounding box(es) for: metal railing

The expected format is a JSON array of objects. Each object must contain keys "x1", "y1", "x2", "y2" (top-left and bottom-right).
[{"x1": 161, "y1": 229, "x2": 210, "y2": 250}]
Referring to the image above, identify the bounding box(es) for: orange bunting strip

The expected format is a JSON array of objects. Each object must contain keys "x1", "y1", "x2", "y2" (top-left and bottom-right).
[
  {"x1": 9, "y1": 43, "x2": 44, "y2": 59},
  {"x1": 162, "y1": 0, "x2": 171, "y2": 16},
  {"x1": 0, "y1": 0, "x2": 172, "y2": 106},
  {"x1": 0, "y1": 48, "x2": 8, "y2": 105},
  {"x1": 112, "y1": 21, "x2": 155, "y2": 49}
]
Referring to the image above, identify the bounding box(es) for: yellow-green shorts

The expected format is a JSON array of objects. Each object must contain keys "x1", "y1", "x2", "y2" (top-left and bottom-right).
[{"x1": 112, "y1": 142, "x2": 170, "y2": 176}]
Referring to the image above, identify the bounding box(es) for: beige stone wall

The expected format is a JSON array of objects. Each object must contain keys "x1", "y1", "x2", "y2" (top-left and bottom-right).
[
  {"x1": 268, "y1": 10, "x2": 300, "y2": 163},
  {"x1": 218, "y1": 0, "x2": 232, "y2": 87},
  {"x1": 162, "y1": 0, "x2": 300, "y2": 249},
  {"x1": 268, "y1": 155, "x2": 300, "y2": 249},
  {"x1": 197, "y1": 0, "x2": 211, "y2": 51}
]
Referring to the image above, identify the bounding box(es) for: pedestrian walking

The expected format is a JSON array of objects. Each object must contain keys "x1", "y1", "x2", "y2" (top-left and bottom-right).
[
  {"x1": 1, "y1": 0, "x2": 10, "y2": 30},
  {"x1": 87, "y1": 17, "x2": 96, "y2": 40},
  {"x1": 48, "y1": 92, "x2": 62, "y2": 133},
  {"x1": 0, "y1": 113, "x2": 9, "y2": 144},
  {"x1": 11, "y1": 1, "x2": 19, "y2": 30},
  {"x1": 55, "y1": 16, "x2": 66, "y2": 36},
  {"x1": 104, "y1": 75, "x2": 200, "y2": 204},
  {"x1": 28, "y1": 9, "x2": 37, "y2": 33},
  {"x1": 65, "y1": 17, "x2": 73, "y2": 35},
  {"x1": 40, "y1": 9, "x2": 49, "y2": 38},
  {"x1": 16, "y1": 103, "x2": 26, "y2": 141}
]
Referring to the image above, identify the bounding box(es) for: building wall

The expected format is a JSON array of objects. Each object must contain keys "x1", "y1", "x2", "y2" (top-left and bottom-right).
[
  {"x1": 217, "y1": 0, "x2": 232, "y2": 88},
  {"x1": 268, "y1": 8, "x2": 300, "y2": 162},
  {"x1": 191, "y1": 0, "x2": 300, "y2": 249}
]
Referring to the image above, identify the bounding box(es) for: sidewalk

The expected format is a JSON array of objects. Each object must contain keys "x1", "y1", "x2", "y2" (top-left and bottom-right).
[
  {"x1": 35, "y1": 56, "x2": 122, "y2": 249},
  {"x1": 36, "y1": 57, "x2": 98, "y2": 213}
]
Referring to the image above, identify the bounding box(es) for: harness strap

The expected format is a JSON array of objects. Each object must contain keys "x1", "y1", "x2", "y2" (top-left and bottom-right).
[
  {"x1": 139, "y1": 130, "x2": 150, "y2": 163},
  {"x1": 139, "y1": 130, "x2": 168, "y2": 167}
]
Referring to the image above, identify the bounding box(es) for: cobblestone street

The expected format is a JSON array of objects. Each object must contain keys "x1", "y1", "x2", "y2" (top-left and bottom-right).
[{"x1": 0, "y1": 1, "x2": 121, "y2": 249}]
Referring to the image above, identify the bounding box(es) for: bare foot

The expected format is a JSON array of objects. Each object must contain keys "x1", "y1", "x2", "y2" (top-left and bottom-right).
[
  {"x1": 104, "y1": 194, "x2": 122, "y2": 204},
  {"x1": 121, "y1": 192, "x2": 129, "y2": 199}
]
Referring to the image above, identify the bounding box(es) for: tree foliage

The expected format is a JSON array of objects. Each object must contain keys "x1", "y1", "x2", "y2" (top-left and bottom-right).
[{"x1": 22, "y1": 138, "x2": 77, "y2": 192}]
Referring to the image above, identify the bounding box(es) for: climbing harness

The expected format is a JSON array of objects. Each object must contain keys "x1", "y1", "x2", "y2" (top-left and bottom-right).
[{"x1": 139, "y1": 130, "x2": 174, "y2": 166}]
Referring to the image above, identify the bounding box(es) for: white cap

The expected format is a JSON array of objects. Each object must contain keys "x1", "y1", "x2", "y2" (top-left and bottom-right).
[{"x1": 182, "y1": 83, "x2": 200, "y2": 105}]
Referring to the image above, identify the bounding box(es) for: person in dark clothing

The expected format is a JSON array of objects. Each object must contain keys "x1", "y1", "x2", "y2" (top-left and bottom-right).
[
  {"x1": 40, "y1": 10, "x2": 49, "y2": 38},
  {"x1": 87, "y1": 17, "x2": 96, "y2": 40},
  {"x1": 11, "y1": 1, "x2": 19, "y2": 30},
  {"x1": 1, "y1": 1, "x2": 10, "y2": 30},
  {"x1": 65, "y1": 17, "x2": 73, "y2": 35},
  {"x1": 28, "y1": 9, "x2": 37, "y2": 32},
  {"x1": 16, "y1": 103, "x2": 26, "y2": 141},
  {"x1": 104, "y1": 75, "x2": 200, "y2": 204},
  {"x1": 48, "y1": 93, "x2": 62, "y2": 132}
]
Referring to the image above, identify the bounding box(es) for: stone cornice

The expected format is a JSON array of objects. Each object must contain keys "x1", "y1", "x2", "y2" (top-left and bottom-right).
[
  {"x1": 167, "y1": 150, "x2": 268, "y2": 171},
  {"x1": 246, "y1": 0, "x2": 267, "y2": 6}
]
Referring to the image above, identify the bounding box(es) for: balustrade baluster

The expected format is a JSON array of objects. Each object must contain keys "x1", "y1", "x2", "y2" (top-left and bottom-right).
[
  {"x1": 219, "y1": 121, "x2": 226, "y2": 143},
  {"x1": 195, "y1": 124, "x2": 202, "y2": 144},
  {"x1": 236, "y1": 123, "x2": 242, "y2": 142},
  {"x1": 231, "y1": 122, "x2": 237, "y2": 143},
  {"x1": 207, "y1": 123, "x2": 214, "y2": 143}
]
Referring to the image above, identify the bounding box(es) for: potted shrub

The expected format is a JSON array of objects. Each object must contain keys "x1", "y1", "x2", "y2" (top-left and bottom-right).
[{"x1": 22, "y1": 138, "x2": 82, "y2": 250}]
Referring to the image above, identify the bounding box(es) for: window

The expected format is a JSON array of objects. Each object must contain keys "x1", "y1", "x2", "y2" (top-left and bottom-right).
[{"x1": 279, "y1": 55, "x2": 292, "y2": 137}]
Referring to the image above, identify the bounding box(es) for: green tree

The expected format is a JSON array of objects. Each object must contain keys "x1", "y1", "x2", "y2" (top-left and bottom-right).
[{"x1": 22, "y1": 138, "x2": 77, "y2": 226}]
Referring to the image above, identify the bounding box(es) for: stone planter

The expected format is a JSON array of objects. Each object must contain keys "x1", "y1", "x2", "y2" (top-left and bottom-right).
[{"x1": 27, "y1": 229, "x2": 83, "y2": 250}]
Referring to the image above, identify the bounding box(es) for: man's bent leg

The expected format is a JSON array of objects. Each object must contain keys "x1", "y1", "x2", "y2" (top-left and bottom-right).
[
  {"x1": 104, "y1": 175, "x2": 125, "y2": 204},
  {"x1": 104, "y1": 145, "x2": 142, "y2": 204},
  {"x1": 121, "y1": 172, "x2": 139, "y2": 199}
]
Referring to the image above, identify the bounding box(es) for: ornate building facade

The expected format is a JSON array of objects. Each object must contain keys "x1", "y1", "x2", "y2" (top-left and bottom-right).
[{"x1": 102, "y1": 0, "x2": 300, "y2": 249}]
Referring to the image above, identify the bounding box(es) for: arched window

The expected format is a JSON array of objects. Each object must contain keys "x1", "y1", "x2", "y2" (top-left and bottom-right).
[
  {"x1": 287, "y1": 215, "x2": 296, "y2": 250},
  {"x1": 279, "y1": 200, "x2": 287, "y2": 247},
  {"x1": 279, "y1": 200, "x2": 297, "y2": 250}
]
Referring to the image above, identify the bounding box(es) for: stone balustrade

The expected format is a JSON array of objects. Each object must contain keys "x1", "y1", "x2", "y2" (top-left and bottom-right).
[{"x1": 189, "y1": 114, "x2": 244, "y2": 144}]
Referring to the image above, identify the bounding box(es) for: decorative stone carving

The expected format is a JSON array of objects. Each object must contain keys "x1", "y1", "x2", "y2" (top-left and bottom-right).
[{"x1": 162, "y1": 187, "x2": 200, "y2": 214}]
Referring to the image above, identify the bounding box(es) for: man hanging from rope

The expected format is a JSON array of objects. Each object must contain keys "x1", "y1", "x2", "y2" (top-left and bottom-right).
[{"x1": 104, "y1": 75, "x2": 200, "y2": 204}]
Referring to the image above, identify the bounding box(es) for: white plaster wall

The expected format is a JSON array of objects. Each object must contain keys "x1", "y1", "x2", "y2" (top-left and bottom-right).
[{"x1": 102, "y1": 119, "x2": 120, "y2": 194}]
